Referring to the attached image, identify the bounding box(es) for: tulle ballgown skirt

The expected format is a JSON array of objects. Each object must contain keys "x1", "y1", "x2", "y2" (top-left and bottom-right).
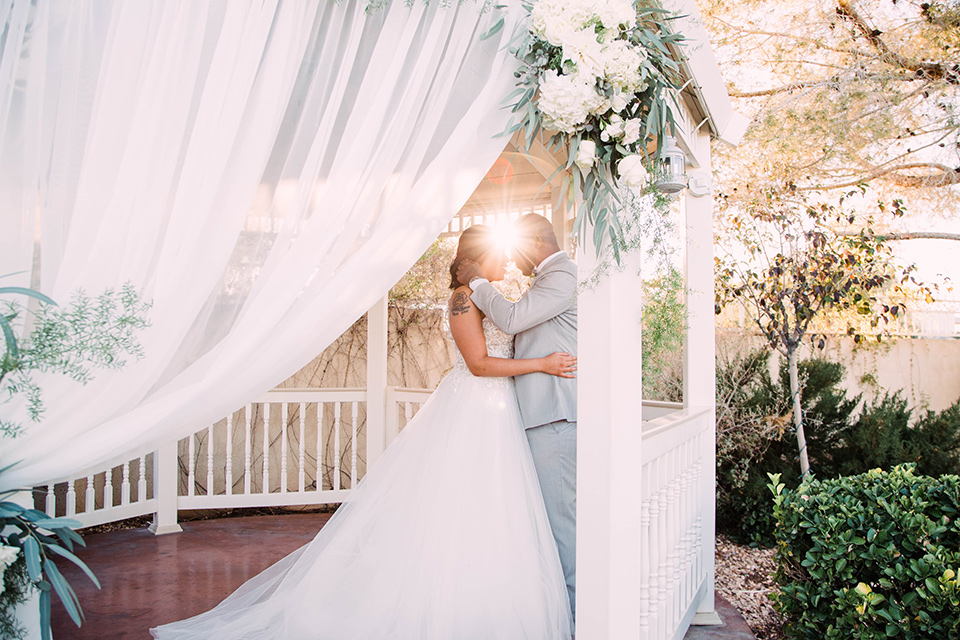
[{"x1": 151, "y1": 368, "x2": 572, "y2": 639}]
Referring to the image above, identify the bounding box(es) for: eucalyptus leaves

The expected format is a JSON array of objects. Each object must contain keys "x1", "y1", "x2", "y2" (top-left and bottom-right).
[
  {"x1": 0, "y1": 490, "x2": 99, "y2": 640},
  {"x1": 501, "y1": 0, "x2": 685, "y2": 257}
]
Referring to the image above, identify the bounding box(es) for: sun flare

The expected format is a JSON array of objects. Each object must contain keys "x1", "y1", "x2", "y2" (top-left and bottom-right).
[{"x1": 492, "y1": 222, "x2": 518, "y2": 257}]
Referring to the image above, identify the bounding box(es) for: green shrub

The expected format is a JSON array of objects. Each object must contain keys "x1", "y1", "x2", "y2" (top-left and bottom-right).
[
  {"x1": 770, "y1": 466, "x2": 960, "y2": 639},
  {"x1": 907, "y1": 401, "x2": 960, "y2": 477},
  {"x1": 717, "y1": 351, "x2": 960, "y2": 546},
  {"x1": 716, "y1": 353, "x2": 857, "y2": 545}
]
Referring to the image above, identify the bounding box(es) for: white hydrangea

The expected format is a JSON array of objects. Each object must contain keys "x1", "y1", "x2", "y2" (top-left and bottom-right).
[
  {"x1": 530, "y1": 0, "x2": 596, "y2": 47},
  {"x1": 618, "y1": 154, "x2": 649, "y2": 188},
  {"x1": 596, "y1": 0, "x2": 637, "y2": 30},
  {"x1": 601, "y1": 40, "x2": 646, "y2": 93},
  {"x1": 561, "y1": 28, "x2": 606, "y2": 80},
  {"x1": 538, "y1": 70, "x2": 606, "y2": 133}
]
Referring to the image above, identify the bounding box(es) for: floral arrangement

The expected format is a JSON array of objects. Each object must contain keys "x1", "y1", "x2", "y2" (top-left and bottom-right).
[{"x1": 497, "y1": 0, "x2": 685, "y2": 256}]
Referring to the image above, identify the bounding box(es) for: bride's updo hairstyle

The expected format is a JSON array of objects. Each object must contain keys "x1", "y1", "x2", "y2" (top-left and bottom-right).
[{"x1": 449, "y1": 225, "x2": 495, "y2": 289}]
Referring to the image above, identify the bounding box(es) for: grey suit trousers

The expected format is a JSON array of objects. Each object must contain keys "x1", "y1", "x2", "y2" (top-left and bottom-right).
[{"x1": 526, "y1": 418, "x2": 577, "y2": 621}]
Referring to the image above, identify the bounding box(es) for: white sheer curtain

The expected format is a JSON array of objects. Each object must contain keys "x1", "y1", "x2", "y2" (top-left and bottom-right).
[{"x1": 0, "y1": 0, "x2": 524, "y2": 489}]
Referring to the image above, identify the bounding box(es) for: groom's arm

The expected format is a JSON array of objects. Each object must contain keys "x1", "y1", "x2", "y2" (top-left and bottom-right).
[{"x1": 470, "y1": 267, "x2": 575, "y2": 335}]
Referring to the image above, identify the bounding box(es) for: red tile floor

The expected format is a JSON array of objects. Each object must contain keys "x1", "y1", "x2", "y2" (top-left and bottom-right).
[{"x1": 51, "y1": 513, "x2": 755, "y2": 639}]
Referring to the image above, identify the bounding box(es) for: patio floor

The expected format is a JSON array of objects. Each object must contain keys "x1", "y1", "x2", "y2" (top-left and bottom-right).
[{"x1": 51, "y1": 513, "x2": 756, "y2": 639}]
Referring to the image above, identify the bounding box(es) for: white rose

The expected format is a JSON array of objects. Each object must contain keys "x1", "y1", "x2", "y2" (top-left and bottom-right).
[
  {"x1": 575, "y1": 139, "x2": 598, "y2": 170},
  {"x1": 617, "y1": 155, "x2": 649, "y2": 188},
  {"x1": 0, "y1": 545, "x2": 19, "y2": 569},
  {"x1": 531, "y1": 0, "x2": 595, "y2": 46},
  {"x1": 596, "y1": 0, "x2": 636, "y2": 30},
  {"x1": 603, "y1": 114, "x2": 625, "y2": 140},
  {"x1": 622, "y1": 118, "x2": 643, "y2": 145}
]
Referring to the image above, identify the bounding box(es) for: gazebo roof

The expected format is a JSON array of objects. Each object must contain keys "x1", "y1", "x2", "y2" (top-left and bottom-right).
[{"x1": 665, "y1": 0, "x2": 749, "y2": 148}]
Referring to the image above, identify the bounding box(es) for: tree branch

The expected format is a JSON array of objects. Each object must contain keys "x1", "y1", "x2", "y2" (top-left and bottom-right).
[
  {"x1": 728, "y1": 81, "x2": 825, "y2": 98},
  {"x1": 799, "y1": 162, "x2": 960, "y2": 190},
  {"x1": 836, "y1": 0, "x2": 960, "y2": 84},
  {"x1": 839, "y1": 231, "x2": 960, "y2": 242}
]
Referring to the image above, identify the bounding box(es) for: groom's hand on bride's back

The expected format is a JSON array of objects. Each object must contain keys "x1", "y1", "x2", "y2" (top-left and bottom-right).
[
  {"x1": 543, "y1": 352, "x2": 577, "y2": 379},
  {"x1": 456, "y1": 259, "x2": 483, "y2": 287}
]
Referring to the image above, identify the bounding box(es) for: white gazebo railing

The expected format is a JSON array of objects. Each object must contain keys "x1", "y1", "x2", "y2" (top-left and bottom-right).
[
  {"x1": 34, "y1": 387, "x2": 431, "y2": 531},
  {"x1": 639, "y1": 403, "x2": 713, "y2": 639}
]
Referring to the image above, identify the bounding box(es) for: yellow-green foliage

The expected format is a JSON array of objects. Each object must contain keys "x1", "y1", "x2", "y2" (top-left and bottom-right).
[{"x1": 770, "y1": 466, "x2": 960, "y2": 639}]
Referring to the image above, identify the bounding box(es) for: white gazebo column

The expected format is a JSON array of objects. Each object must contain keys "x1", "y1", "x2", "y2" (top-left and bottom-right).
[
  {"x1": 577, "y1": 240, "x2": 644, "y2": 638},
  {"x1": 365, "y1": 295, "x2": 389, "y2": 469},
  {"x1": 682, "y1": 128, "x2": 721, "y2": 624},
  {"x1": 150, "y1": 442, "x2": 183, "y2": 535}
]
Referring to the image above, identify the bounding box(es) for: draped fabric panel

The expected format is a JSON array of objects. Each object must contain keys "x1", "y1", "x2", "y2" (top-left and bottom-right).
[{"x1": 0, "y1": 0, "x2": 524, "y2": 489}]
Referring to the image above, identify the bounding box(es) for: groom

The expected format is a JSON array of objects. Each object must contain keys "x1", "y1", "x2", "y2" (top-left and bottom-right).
[{"x1": 457, "y1": 213, "x2": 578, "y2": 620}]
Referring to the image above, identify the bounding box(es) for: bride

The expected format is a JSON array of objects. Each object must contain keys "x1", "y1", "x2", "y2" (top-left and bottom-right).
[{"x1": 151, "y1": 225, "x2": 575, "y2": 639}]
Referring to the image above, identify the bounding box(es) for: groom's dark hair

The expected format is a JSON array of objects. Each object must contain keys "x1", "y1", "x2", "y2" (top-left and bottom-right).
[
  {"x1": 449, "y1": 225, "x2": 495, "y2": 289},
  {"x1": 515, "y1": 213, "x2": 560, "y2": 250}
]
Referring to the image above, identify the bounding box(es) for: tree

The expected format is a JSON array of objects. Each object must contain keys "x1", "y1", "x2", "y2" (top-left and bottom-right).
[
  {"x1": 701, "y1": 0, "x2": 960, "y2": 218},
  {"x1": 715, "y1": 188, "x2": 929, "y2": 479},
  {"x1": 1, "y1": 284, "x2": 150, "y2": 437}
]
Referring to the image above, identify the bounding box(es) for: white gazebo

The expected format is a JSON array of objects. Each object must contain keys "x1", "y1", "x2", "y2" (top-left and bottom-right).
[{"x1": 14, "y1": 1, "x2": 747, "y2": 638}]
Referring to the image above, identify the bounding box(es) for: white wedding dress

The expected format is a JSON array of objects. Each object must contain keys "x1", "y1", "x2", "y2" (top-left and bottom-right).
[{"x1": 151, "y1": 319, "x2": 572, "y2": 639}]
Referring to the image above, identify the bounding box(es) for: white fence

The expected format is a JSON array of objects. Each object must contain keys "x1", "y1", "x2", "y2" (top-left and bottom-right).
[{"x1": 35, "y1": 387, "x2": 431, "y2": 529}]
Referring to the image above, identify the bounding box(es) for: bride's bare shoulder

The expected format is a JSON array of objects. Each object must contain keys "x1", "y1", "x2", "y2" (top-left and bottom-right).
[{"x1": 448, "y1": 286, "x2": 476, "y2": 319}]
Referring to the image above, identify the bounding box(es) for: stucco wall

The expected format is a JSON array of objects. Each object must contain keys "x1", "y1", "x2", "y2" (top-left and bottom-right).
[{"x1": 717, "y1": 330, "x2": 960, "y2": 413}]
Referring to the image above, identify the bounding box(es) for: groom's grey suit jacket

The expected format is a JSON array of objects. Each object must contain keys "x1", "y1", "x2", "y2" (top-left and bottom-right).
[{"x1": 470, "y1": 254, "x2": 578, "y2": 429}]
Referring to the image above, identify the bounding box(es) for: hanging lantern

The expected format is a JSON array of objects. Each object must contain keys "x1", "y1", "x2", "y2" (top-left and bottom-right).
[{"x1": 655, "y1": 136, "x2": 687, "y2": 194}]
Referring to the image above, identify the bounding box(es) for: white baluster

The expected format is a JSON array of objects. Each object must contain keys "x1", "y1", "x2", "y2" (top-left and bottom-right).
[
  {"x1": 44, "y1": 486, "x2": 55, "y2": 516},
  {"x1": 639, "y1": 465, "x2": 652, "y2": 640},
  {"x1": 693, "y1": 436, "x2": 705, "y2": 587},
  {"x1": 648, "y1": 459, "x2": 661, "y2": 638},
  {"x1": 138, "y1": 454, "x2": 148, "y2": 503},
  {"x1": 187, "y1": 433, "x2": 196, "y2": 497},
  {"x1": 226, "y1": 414, "x2": 234, "y2": 496},
  {"x1": 656, "y1": 465, "x2": 669, "y2": 640},
  {"x1": 666, "y1": 449, "x2": 679, "y2": 628},
  {"x1": 316, "y1": 403, "x2": 324, "y2": 491},
  {"x1": 683, "y1": 438, "x2": 699, "y2": 602},
  {"x1": 244, "y1": 404, "x2": 253, "y2": 495},
  {"x1": 262, "y1": 403, "x2": 271, "y2": 494},
  {"x1": 680, "y1": 442, "x2": 694, "y2": 606},
  {"x1": 67, "y1": 480, "x2": 78, "y2": 517},
  {"x1": 333, "y1": 403, "x2": 342, "y2": 491},
  {"x1": 280, "y1": 403, "x2": 289, "y2": 493},
  {"x1": 121, "y1": 461, "x2": 131, "y2": 506},
  {"x1": 104, "y1": 468, "x2": 114, "y2": 510},
  {"x1": 207, "y1": 423, "x2": 215, "y2": 496},
  {"x1": 298, "y1": 403, "x2": 306, "y2": 492},
  {"x1": 350, "y1": 402, "x2": 358, "y2": 487},
  {"x1": 404, "y1": 402, "x2": 413, "y2": 429}
]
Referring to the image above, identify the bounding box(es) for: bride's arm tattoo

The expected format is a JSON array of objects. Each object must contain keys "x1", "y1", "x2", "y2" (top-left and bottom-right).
[{"x1": 451, "y1": 291, "x2": 471, "y2": 316}]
